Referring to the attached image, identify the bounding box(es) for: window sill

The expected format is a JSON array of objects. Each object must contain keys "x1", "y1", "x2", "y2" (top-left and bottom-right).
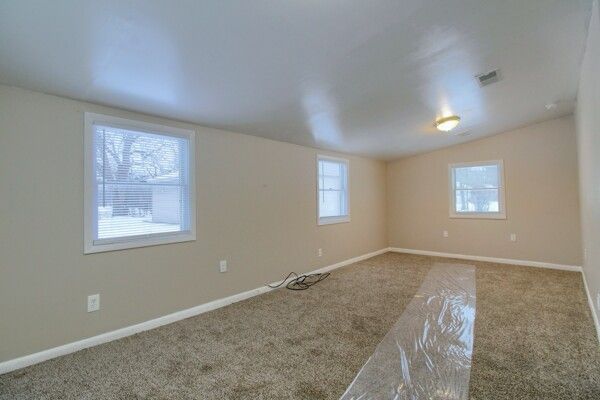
[
  {"x1": 318, "y1": 216, "x2": 351, "y2": 226},
  {"x1": 84, "y1": 232, "x2": 196, "y2": 254},
  {"x1": 449, "y1": 213, "x2": 506, "y2": 220}
]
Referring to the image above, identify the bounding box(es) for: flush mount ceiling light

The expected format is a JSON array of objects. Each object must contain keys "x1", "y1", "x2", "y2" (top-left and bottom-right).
[{"x1": 435, "y1": 115, "x2": 461, "y2": 132}]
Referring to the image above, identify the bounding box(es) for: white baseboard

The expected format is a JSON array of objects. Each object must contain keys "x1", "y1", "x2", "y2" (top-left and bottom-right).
[
  {"x1": 581, "y1": 270, "x2": 600, "y2": 343},
  {"x1": 0, "y1": 248, "x2": 388, "y2": 375},
  {"x1": 389, "y1": 247, "x2": 582, "y2": 272}
]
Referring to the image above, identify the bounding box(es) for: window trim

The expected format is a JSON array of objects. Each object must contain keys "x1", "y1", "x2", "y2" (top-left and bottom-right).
[
  {"x1": 448, "y1": 160, "x2": 506, "y2": 220},
  {"x1": 316, "y1": 154, "x2": 350, "y2": 226},
  {"x1": 84, "y1": 112, "x2": 196, "y2": 254}
]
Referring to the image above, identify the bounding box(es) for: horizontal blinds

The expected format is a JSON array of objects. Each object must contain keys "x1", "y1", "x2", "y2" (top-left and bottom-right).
[
  {"x1": 318, "y1": 158, "x2": 348, "y2": 218},
  {"x1": 94, "y1": 125, "x2": 189, "y2": 241}
]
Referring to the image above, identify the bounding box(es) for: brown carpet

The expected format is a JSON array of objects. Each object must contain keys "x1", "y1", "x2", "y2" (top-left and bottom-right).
[{"x1": 1, "y1": 252, "x2": 599, "y2": 399}]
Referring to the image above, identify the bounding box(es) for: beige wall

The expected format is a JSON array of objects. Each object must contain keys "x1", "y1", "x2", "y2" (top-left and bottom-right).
[
  {"x1": 0, "y1": 72, "x2": 589, "y2": 363},
  {"x1": 576, "y1": 0, "x2": 600, "y2": 325},
  {"x1": 387, "y1": 116, "x2": 582, "y2": 266},
  {"x1": 0, "y1": 85, "x2": 387, "y2": 362}
]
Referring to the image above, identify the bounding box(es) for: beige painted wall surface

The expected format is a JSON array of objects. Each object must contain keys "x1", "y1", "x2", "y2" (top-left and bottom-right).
[
  {"x1": 576, "y1": 0, "x2": 600, "y2": 325},
  {"x1": 387, "y1": 116, "x2": 582, "y2": 266},
  {"x1": 0, "y1": 85, "x2": 387, "y2": 362}
]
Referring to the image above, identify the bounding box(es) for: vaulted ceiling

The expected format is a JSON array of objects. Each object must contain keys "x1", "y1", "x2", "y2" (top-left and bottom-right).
[{"x1": 0, "y1": 0, "x2": 593, "y2": 159}]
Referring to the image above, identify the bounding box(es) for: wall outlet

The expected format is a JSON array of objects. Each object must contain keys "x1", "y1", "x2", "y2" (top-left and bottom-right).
[
  {"x1": 219, "y1": 260, "x2": 227, "y2": 273},
  {"x1": 510, "y1": 233, "x2": 517, "y2": 242},
  {"x1": 87, "y1": 294, "x2": 100, "y2": 312},
  {"x1": 318, "y1": 248, "x2": 323, "y2": 257},
  {"x1": 443, "y1": 230, "x2": 449, "y2": 238}
]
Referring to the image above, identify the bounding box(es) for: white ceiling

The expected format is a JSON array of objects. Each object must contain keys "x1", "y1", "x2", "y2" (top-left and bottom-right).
[{"x1": 0, "y1": 0, "x2": 593, "y2": 159}]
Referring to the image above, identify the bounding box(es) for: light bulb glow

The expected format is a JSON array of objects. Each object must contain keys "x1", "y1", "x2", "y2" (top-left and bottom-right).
[{"x1": 435, "y1": 115, "x2": 461, "y2": 132}]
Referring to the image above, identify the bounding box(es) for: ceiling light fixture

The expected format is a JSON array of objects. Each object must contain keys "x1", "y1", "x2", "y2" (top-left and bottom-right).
[{"x1": 435, "y1": 115, "x2": 461, "y2": 132}]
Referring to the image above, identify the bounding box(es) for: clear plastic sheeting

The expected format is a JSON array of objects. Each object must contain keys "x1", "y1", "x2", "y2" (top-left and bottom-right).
[{"x1": 340, "y1": 263, "x2": 476, "y2": 400}]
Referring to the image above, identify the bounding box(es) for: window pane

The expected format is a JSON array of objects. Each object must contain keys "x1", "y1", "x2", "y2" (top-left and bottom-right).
[
  {"x1": 319, "y1": 160, "x2": 344, "y2": 190},
  {"x1": 94, "y1": 125, "x2": 189, "y2": 240},
  {"x1": 319, "y1": 190, "x2": 341, "y2": 217},
  {"x1": 321, "y1": 160, "x2": 342, "y2": 177},
  {"x1": 455, "y1": 189, "x2": 499, "y2": 213},
  {"x1": 322, "y1": 175, "x2": 342, "y2": 190},
  {"x1": 454, "y1": 165, "x2": 499, "y2": 189},
  {"x1": 318, "y1": 158, "x2": 348, "y2": 219}
]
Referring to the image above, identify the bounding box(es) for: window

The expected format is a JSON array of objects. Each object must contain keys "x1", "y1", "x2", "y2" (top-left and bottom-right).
[
  {"x1": 84, "y1": 113, "x2": 195, "y2": 253},
  {"x1": 317, "y1": 155, "x2": 350, "y2": 225},
  {"x1": 449, "y1": 160, "x2": 505, "y2": 219}
]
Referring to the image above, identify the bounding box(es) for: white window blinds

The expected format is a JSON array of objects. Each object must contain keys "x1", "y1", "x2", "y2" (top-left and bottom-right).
[
  {"x1": 318, "y1": 156, "x2": 349, "y2": 224},
  {"x1": 92, "y1": 124, "x2": 191, "y2": 244}
]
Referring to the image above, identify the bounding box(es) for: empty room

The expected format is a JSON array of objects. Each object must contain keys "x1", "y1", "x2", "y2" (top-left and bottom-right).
[{"x1": 1, "y1": 1, "x2": 600, "y2": 399}]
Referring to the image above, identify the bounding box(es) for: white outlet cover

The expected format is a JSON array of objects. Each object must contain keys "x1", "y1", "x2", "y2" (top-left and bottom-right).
[
  {"x1": 443, "y1": 230, "x2": 449, "y2": 238},
  {"x1": 219, "y1": 260, "x2": 227, "y2": 273},
  {"x1": 87, "y1": 294, "x2": 100, "y2": 312},
  {"x1": 510, "y1": 233, "x2": 517, "y2": 242}
]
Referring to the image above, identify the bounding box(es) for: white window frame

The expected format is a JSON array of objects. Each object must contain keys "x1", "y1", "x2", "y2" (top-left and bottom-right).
[
  {"x1": 449, "y1": 160, "x2": 506, "y2": 219},
  {"x1": 317, "y1": 155, "x2": 350, "y2": 226},
  {"x1": 84, "y1": 112, "x2": 196, "y2": 254}
]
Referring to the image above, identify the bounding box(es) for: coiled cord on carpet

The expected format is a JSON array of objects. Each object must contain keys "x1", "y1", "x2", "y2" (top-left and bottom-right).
[{"x1": 267, "y1": 271, "x2": 330, "y2": 290}]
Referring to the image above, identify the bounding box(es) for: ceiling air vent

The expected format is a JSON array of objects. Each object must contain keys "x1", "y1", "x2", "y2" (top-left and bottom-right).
[{"x1": 476, "y1": 69, "x2": 501, "y2": 87}]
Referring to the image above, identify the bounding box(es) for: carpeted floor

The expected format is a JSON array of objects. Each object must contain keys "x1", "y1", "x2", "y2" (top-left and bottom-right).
[{"x1": 1, "y1": 252, "x2": 599, "y2": 399}]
